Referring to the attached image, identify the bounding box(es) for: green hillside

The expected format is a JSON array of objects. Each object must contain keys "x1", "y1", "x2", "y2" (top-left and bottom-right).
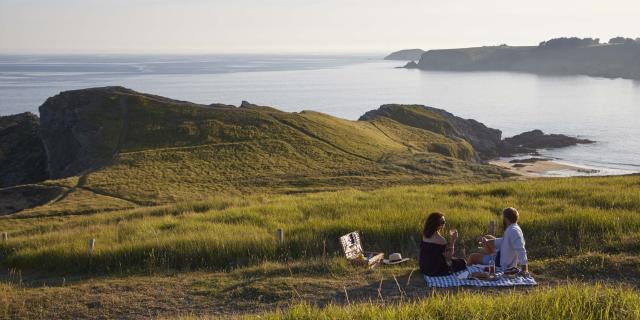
[{"x1": 5, "y1": 87, "x2": 509, "y2": 215}]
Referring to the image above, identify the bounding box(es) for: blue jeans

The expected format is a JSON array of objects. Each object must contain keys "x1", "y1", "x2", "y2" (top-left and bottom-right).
[{"x1": 482, "y1": 251, "x2": 501, "y2": 265}]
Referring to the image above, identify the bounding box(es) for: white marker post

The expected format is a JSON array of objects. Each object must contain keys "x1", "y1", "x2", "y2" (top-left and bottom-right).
[{"x1": 88, "y1": 238, "x2": 95, "y2": 255}]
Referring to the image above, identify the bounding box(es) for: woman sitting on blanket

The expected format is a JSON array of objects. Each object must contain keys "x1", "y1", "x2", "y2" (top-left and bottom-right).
[{"x1": 419, "y1": 212, "x2": 467, "y2": 276}]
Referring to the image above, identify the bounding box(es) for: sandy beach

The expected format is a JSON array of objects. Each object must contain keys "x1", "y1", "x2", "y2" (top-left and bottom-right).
[{"x1": 489, "y1": 158, "x2": 600, "y2": 177}]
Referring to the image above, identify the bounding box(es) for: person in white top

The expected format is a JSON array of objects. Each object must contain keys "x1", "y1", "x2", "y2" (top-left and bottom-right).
[
  {"x1": 468, "y1": 207, "x2": 529, "y2": 274},
  {"x1": 494, "y1": 207, "x2": 528, "y2": 273}
]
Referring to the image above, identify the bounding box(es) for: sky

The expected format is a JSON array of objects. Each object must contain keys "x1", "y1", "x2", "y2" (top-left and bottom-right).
[{"x1": 1, "y1": 0, "x2": 639, "y2": 54}]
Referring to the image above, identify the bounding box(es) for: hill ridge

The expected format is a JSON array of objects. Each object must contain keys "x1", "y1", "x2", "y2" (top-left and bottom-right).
[{"x1": 0, "y1": 86, "x2": 590, "y2": 215}]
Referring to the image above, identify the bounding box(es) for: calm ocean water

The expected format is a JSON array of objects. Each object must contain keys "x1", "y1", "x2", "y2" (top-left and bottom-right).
[{"x1": 1, "y1": 54, "x2": 639, "y2": 175}]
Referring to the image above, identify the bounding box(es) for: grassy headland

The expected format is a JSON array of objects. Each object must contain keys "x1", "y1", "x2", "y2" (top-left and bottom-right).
[
  {"x1": 1, "y1": 88, "x2": 639, "y2": 318},
  {"x1": 0, "y1": 87, "x2": 508, "y2": 215}
]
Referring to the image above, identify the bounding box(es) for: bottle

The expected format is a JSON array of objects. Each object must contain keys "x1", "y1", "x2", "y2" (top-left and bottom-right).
[{"x1": 489, "y1": 255, "x2": 496, "y2": 275}]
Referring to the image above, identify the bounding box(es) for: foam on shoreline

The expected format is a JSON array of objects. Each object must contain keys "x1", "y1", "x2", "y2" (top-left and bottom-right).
[{"x1": 489, "y1": 157, "x2": 638, "y2": 178}]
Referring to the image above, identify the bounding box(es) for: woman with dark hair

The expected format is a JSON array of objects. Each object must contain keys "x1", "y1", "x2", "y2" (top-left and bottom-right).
[{"x1": 419, "y1": 212, "x2": 467, "y2": 276}]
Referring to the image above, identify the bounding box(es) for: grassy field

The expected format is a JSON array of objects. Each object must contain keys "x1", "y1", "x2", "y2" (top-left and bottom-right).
[
  {"x1": 257, "y1": 284, "x2": 640, "y2": 319},
  {"x1": 1, "y1": 175, "x2": 639, "y2": 318},
  {"x1": 2, "y1": 175, "x2": 640, "y2": 273}
]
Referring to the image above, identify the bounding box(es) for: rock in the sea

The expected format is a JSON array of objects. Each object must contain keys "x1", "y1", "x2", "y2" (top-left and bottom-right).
[
  {"x1": 508, "y1": 157, "x2": 551, "y2": 164},
  {"x1": 504, "y1": 129, "x2": 594, "y2": 150},
  {"x1": 403, "y1": 61, "x2": 419, "y2": 69},
  {"x1": 0, "y1": 112, "x2": 48, "y2": 187}
]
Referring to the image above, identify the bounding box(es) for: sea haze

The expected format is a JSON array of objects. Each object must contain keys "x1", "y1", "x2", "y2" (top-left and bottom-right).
[{"x1": 1, "y1": 54, "x2": 639, "y2": 175}]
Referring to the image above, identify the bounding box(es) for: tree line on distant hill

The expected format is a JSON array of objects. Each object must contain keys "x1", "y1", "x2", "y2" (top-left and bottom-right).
[{"x1": 538, "y1": 36, "x2": 640, "y2": 49}]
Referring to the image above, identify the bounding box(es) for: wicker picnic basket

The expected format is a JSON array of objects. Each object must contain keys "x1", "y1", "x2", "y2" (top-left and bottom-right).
[{"x1": 339, "y1": 231, "x2": 384, "y2": 269}]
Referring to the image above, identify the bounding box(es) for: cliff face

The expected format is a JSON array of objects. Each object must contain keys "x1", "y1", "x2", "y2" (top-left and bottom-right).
[
  {"x1": 0, "y1": 112, "x2": 48, "y2": 187},
  {"x1": 38, "y1": 87, "x2": 136, "y2": 179},
  {"x1": 359, "y1": 104, "x2": 503, "y2": 159},
  {"x1": 359, "y1": 105, "x2": 595, "y2": 159}
]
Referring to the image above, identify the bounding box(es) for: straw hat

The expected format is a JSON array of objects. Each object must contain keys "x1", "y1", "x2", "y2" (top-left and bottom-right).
[{"x1": 383, "y1": 253, "x2": 410, "y2": 265}]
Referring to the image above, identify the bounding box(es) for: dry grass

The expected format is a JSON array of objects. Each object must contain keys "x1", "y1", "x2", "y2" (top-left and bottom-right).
[{"x1": 1, "y1": 175, "x2": 639, "y2": 274}]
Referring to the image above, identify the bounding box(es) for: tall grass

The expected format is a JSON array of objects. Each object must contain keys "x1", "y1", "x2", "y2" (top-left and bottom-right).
[
  {"x1": 1, "y1": 175, "x2": 639, "y2": 274},
  {"x1": 256, "y1": 284, "x2": 640, "y2": 320}
]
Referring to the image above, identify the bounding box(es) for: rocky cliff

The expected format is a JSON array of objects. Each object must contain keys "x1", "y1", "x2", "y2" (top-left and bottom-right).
[
  {"x1": 38, "y1": 86, "x2": 201, "y2": 179},
  {"x1": 504, "y1": 129, "x2": 594, "y2": 150},
  {"x1": 0, "y1": 112, "x2": 48, "y2": 187},
  {"x1": 359, "y1": 104, "x2": 503, "y2": 159},
  {"x1": 38, "y1": 87, "x2": 133, "y2": 179},
  {"x1": 359, "y1": 104, "x2": 594, "y2": 159}
]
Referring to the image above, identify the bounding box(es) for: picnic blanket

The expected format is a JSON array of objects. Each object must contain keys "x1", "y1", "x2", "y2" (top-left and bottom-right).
[{"x1": 423, "y1": 265, "x2": 537, "y2": 288}]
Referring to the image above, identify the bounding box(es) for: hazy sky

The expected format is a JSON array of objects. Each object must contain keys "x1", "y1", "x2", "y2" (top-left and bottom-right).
[{"x1": 1, "y1": 0, "x2": 638, "y2": 54}]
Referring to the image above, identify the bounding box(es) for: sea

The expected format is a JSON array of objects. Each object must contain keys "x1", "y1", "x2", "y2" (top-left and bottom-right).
[{"x1": 1, "y1": 54, "x2": 639, "y2": 176}]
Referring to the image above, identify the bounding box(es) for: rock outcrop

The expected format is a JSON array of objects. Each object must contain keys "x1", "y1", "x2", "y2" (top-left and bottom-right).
[
  {"x1": 0, "y1": 112, "x2": 48, "y2": 187},
  {"x1": 359, "y1": 105, "x2": 595, "y2": 159},
  {"x1": 38, "y1": 86, "x2": 135, "y2": 179},
  {"x1": 359, "y1": 104, "x2": 503, "y2": 159},
  {"x1": 402, "y1": 61, "x2": 419, "y2": 69},
  {"x1": 503, "y1": 130, "x2": 594, "y2": 150}
]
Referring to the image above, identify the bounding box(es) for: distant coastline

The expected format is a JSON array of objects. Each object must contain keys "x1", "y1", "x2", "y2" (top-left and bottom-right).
[
  {"x1": 384, "y1": 49, "x2": 425, "y2": 61},
  {"x1": 393, "y1": 37, "x2": 640, "y2": 80}
]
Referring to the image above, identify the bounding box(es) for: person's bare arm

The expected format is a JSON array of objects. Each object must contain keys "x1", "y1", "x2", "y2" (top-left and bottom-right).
[{"x1": 479, "y1": 236, "x2": 497, "y2": 254}]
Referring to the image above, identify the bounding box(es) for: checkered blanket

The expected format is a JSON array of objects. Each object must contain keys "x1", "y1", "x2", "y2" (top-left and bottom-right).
[{"x1": 423, "y1": 265, "x2": 537, "y2": 288}]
